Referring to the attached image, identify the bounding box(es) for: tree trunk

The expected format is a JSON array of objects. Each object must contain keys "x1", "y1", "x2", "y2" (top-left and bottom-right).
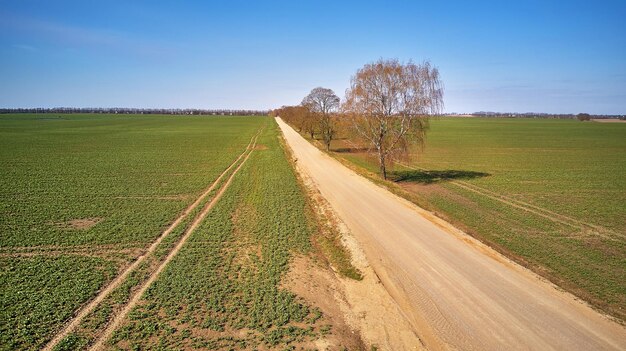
[{"x1": 379, "y1": 152, "x2": 387, "y2": 179}]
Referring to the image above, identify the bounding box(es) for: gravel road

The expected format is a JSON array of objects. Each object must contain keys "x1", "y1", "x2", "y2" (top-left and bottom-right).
[{"x1": 277, "y1": 117, "x2": 626, "y2": 350}]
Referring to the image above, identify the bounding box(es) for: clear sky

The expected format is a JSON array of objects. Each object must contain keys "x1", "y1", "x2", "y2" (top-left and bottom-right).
[{"x1": 1, "y1": 0, "x2": 624, "y2": 114}]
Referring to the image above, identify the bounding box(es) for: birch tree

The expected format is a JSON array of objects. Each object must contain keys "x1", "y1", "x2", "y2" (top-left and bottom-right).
[{"x1": 343, "y1": 59, "x2": 443, "y2": 179}]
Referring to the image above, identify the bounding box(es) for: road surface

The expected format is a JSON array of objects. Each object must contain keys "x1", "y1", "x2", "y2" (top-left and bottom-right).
[{"x1": 276, "y1": 117, "x2": 626, "y2": 350}]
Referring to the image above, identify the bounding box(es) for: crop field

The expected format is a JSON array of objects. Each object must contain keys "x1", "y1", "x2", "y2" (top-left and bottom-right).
[
  {"x1": 105, "y1": 123, "x2": 329, "y2": 350},
  {"x1": 332, "y1": 117, "x2": 626, "y2": 320},
  {"x1": 0, "y1": 114, "x2": 348, "y2": 350}
]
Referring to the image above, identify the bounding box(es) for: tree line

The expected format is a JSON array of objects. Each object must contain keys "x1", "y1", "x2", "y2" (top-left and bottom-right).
[
  {"x1": 0, "y1": 108, "x2": 268, "y2": 116},
  {"x1": 271, "y1": 58, "x2": 444, "y2": 179},
  {"x1": 467, "y1": 112, "x2": 625, "y2": 120}
]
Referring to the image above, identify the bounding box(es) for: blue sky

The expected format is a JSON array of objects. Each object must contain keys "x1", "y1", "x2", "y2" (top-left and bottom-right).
[{"x1": 1, "y1": 0, "x2": 624, "y2": 114}]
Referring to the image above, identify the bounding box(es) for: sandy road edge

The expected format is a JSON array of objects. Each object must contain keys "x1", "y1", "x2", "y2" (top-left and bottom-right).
[
  {"x1": 42, "y1": 130, "x2": 262, "y2": 351},
  {"x1": 89, "y1": 130, "x2": 262, "y2": 350},
  {"x1": 277, "y1": 119, "x2": 427, "y2": 350}
]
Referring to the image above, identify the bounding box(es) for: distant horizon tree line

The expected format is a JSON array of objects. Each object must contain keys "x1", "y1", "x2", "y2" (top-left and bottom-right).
[
  {"x1": 0, "y1": 107, "x2": 268, "y2": 116},
  {"x1": 466, "y1": 111, "x2": 625, "y2": 119}
]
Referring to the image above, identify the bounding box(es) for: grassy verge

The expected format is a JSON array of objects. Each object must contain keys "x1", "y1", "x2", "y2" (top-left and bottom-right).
[{"x1": 278, "y1": 127, "x2": 363, "y2": 281}]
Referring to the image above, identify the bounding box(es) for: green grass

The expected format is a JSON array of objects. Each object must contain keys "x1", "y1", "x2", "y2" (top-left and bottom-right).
[
  {"x1": 1, "y1": 114, "x2": 352, "y2": 350},
  {"x1": 329, "y1": 117, "x2": 626, "y2": 321},
  {"x1": 0, "y1": 256, "x2": 116, "y2": 351},
  {"x1": 109, "y1": 119, "x2": 330, "y2": 349},
  {"x1": 0, "y1": 113, "x2": 263, "y2": 247},
  {"x1": 0, "y1": 114, "x2": 265, "y2": 350},
  {"x1": 413, "y1": 117, "x2": 626, "y2": 232}
]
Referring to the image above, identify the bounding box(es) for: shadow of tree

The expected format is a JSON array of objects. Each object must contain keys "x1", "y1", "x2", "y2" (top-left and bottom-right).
[
  {"x1": 333, "y1": 147, "x2": 369, "y2": 153},
  {"x1": 390, "y1": 169, "x2": 490, "y2": 184}
]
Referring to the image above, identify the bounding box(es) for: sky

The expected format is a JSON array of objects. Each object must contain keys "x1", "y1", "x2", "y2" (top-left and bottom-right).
[{"x1": 0, "y1": 0, "x2": 625, "y2": 114}]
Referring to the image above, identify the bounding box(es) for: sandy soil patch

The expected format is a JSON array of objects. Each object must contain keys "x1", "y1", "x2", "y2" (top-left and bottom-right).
[{"x1": 52, "y1": 217, "x2": 103, "y2": 230}]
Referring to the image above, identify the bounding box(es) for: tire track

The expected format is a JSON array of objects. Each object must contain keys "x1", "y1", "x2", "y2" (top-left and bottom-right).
[
  {"x1": 451, "y1": 180, "x2": 621, "y2": 238},
  {"x1": 396, "y1": 162, "x2": 622, "y2": 240},
  {"x1": 89, "y1": 129, "x2": 261, "y2": 350},
  {"x1": 42, "y1": 130, "x2": 262, "y2": 351}
]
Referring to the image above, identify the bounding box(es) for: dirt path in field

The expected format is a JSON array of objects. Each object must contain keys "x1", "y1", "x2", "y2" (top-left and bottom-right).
[
  {"x1": 286, "y1": 165, "x2": 426, "y2": 350},
  {"x1": 397, "y1": 162, "x2": 623, "y2": 240},
  {"x1": 277, "y1": 117, "x2": 626, "y2": 350},
  {"x1": 43, "y1": 131, "x2": 262, "y2": 351},
  {"x1": 89, "y1": 131, "x2": 261, "y2": 350}
]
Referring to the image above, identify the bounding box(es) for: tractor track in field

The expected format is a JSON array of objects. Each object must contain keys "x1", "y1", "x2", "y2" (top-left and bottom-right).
[
  {"x1": 89, "y1": 129, "x2": 261, "y2": 350},
  {"x1": 42, "y1": 129, "x2": 262, "y2": 351},
  {"x1": 340, "y1": 138, "x2": 618, "y2": 238},
  {"x1": 396, "y1": 162, "x2": 623, "y2": 240}
]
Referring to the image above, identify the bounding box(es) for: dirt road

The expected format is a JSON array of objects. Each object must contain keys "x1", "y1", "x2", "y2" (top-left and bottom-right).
[{"x1": 276, "y1": 117, "x2": 626, "y2": 350}]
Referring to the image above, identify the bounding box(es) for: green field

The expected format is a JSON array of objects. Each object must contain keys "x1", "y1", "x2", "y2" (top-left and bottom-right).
[
  {"x1": 4, "y1": 113, "x2": 624, "y2": 349},
  {"x1": 0, "y1": 114, "x2": 260, "y2": 248},
  {"x1": 107, "y1": 123, "x2": 327, "y2": 350},
  {"x1": 0, "y1": 114, "x2": 348, "y2": 350},
  {"x1": 333, "y1": 117, "x2": 626, "y2": 320}
]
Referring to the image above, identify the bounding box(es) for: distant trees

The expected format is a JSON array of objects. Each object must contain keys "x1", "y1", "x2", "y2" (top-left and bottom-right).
[
  {"x1": 342, "y1": 59, "x2": 443, "y2": 179},
  {"x1": 577, "y1": 113, "x2": 591, "y2": 121},
  {"x1": 273, "y1": 58, "x2": 444, "y2": 180},
  {"x1": 272, "y1": 105, "x2": 313, "y2": 136},
  {"x1": 1, "y1": 108, "x2": 268, "y2": 115},
  {"x1": 271, "y1": 87, "x2": 339, "y2": 146},
  {"x1": 302, "y1": 87, "x2": 340, "y2": 151}
]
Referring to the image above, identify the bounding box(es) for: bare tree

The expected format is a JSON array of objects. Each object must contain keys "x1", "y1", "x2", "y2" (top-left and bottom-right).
[
  {"x1": 343, "y1": 58, "x2": 443, "y2": 179},
  {"x1": 302, "y1": 87, "x2": 340, "y2": 150},
  {"x1": 273, "y1": 105, "x2": 311, "y2": 135}
]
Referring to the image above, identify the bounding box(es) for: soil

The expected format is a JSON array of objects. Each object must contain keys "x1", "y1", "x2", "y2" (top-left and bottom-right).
[
  {"x1": 592, "y1": 119, "x2": 626, "y2": 123},
  {"x1": 53, "y1": 217, "x2": 102, "y2": 230}
]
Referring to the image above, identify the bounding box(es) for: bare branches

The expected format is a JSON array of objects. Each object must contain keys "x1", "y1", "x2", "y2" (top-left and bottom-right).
[
  {"x1": 274, "y1": 59, "x2": 444, "y2": 180},
  {"x1": 273, "y1": 105, "x2": 313, "y2": 136},
  {"x1": 302, "y1": 87, "x2": 340, "y2": 116},
  {"x1": 343, "y1": 58, "x2": 444, "y2": 179},
  {"x1": 302, "y1": 87, "x2": 340, "y2": 151}
]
